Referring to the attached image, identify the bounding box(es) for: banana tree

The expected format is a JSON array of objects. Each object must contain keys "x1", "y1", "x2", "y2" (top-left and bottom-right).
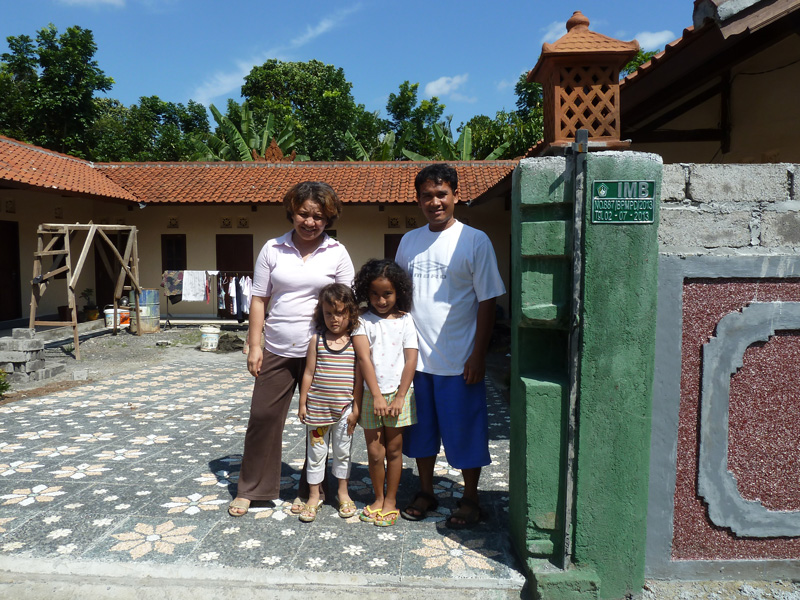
[
  {"x1": 344, "y1": 128, "x2": 411, "y2": 161},
  {"x1": 191, "y1": 101, "x2": 308, "y2": 161},
  {"x1": 400, "y1": 123, "x2": 510, "y2": 161}
]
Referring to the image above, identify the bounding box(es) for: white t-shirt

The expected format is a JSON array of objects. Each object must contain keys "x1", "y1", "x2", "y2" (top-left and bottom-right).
[
  {"x1": 395, "y1": 220, "x2": 505, "y2": 376},
  {"x1": 252, "y1": 231, "x2": 354, "y2": 358},
  {"x1": 353, "y1": 311, "x2": 418, "y2": 393}
]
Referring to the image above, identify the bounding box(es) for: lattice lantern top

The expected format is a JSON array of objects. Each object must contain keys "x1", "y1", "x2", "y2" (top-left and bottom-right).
[{"x1": 527, "y1": 11, "x2": 639, "y2": 149}]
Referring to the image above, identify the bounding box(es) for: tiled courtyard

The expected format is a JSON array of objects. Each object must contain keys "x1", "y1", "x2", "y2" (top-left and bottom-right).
[{"x1": 0, "y1": 350, "x2": 524, "y2": 594}]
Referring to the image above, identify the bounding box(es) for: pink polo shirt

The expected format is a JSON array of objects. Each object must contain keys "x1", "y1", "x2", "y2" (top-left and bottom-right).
[{"x1": 252, "y1": 231, "x2": 354, "y2": 358}]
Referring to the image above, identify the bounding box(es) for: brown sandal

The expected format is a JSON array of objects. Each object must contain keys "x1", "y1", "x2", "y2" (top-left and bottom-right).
[
  {"x1": 445, "y1": 497, "x2": 486, "y2": 530},
  {"x1": 401, "y1": 491, "x2": 439, "y2": 521}
]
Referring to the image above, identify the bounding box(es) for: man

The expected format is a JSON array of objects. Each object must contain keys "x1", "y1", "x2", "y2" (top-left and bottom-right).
[{"x1": 395, "y1": 163, "x2": 506, "y2": 528}]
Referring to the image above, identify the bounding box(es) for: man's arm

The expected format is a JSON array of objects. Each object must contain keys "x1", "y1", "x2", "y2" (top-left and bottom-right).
[{"x1": 462, "y1": 298, "x2": 496, "y2": 385}]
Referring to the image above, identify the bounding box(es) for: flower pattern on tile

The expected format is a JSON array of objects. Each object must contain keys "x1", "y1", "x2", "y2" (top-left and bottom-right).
[
  {"x1": 68, "y1": 400, "x2": 101, "y2": 408},
  {"x1": 50, "y1": 463, "x2": 110, "y2": 479},
  {"x1": 17, "y1": 430, "x2": 60, "y2": 440},
  {"x1": 0, "y1": 442, "x2": 24, "y2": 453},
  {"x1": 33, "y1": 446, "x2": 82, "y2": 458},
  {"x1": 93, "y1": 448, "x2": 144, "y2": 461},
  {"x1": 0, "y1": 461, "x2": 45, "y2": 476},
  {"x1": 71, "y1": 432, "x2": 116, "y2": 443},
  {"x1": 0, "y1": 405, "x2": 30, "y2": 413},
  {"x1": 306, "y1": 557, "x2": 326, "y2": 568},
  {"x1": 46, "y1": 528, "x2": 72, "y2": 539},
  {"x1": 368, "y1": 557, "x2": 388, "y2": 567},
  {"x1": 252, "y1": 507, "x2": 288, "y2": 521},
  {"x1": 94, "y1": 518, "x2": 113, "y2": 527},
  {"x1": 1, "y1": 542, "x2": 25, "y2": 551},
  {"x1": 411, "y1": 534, "x2": 500, "y2": 572},
  {"x1": 2, "y1": 484, "x2": 66, "y2": 506},
  {"x1": 42, "y1": 515, "x2": 62, "y2": 524},
  {"x1": 85, "y1": 409, "x2": 121, "y2": 418},
  {"x1": 262, "y1": 556, "x2": 281, "y2": 565},
  {"x1": 56, "y1": 543, "x2": 78, "y2": 554},
  {"x1": 342, "y1": 545, "x2": 365, "y2": 556},
  {"x1": 238, "y1": 539, "x2": 261, "y2": 549},
  {"x1": 198, "y1": 552, "x2": 219, "y2": 561},
  {"x1": 161, "y1": 493, "x2": 226, "y2": 515},
  {"x1": 110, "y1": 520, "x2": 197, "y2": 560},
  {"x1": 0, "y1": 517, "x2": 15, "y2": 533},
  {"x1": 38, "y1": 409, "x2": 74, "y2": 417},
  {"x1": 132, "y1": 412, "x2": 167, "y2": 421},
  {"x1": 318, "y1": 531, "x2": 337, "y2": 540},
  {"x1": 130, "y1": 434, "x2": 173, "y2": 445}
]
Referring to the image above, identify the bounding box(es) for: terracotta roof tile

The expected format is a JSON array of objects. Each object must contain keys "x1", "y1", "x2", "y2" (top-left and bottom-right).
[
  {"x1": 0, "y1": 136, "x2": 138, "y2": 202},
  {"x1": 96, "y1": 161, "x2": 517, "y2": 205},
  {"x1": 541, "y1": 11, "x2": 638, "y2": 56},
  {"x1": 1, "y1": 136, "x2": 516, "y2": 205},
  {"x1": 620, "y1": 26, "x2": 699, "y2": 87}
]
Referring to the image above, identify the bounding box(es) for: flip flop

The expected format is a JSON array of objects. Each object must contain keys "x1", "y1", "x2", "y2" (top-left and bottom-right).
[
  {"x1": 290, "y1": 496, "x2": 307, "y2": 515},
  {"x1": 227, "y1": 497, "x2": 250, "y2": 517},
  {"x1": 338, "y1": 499, "x2": 357, "y2": 518},
  {"x1": 445, "y1": 497, "x2": 486, "y2": 530},
  {"x1": 299, "y1": 499, "x2": 323, "y2": 523},
  {"x1": 375, "y1": 509, "x2": 399, "y2": 527},
  {"x1": 401, "y1": 491, "x2": 439, "y2": 521},
  {"x1": 359, "y1": 505, "x2": 380, "y2": 523}
]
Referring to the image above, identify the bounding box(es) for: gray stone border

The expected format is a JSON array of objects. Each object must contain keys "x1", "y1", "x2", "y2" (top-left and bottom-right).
[
  {"x1": 647, "y1": 254, "x2": 800, "y2": 580},
  {"x1": 700, "y1": 302, "x2": 800, "y2": 537}
]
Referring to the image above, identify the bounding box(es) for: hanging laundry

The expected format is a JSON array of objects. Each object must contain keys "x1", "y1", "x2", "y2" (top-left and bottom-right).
[
  {"x1": 235, "y1": 277, "x2": 245, "y2": 323},
  {"x1": 218, "y1": 276, "x2": 226, "y2": 310},
  {"x1": 182, "y1": 270, "x2": 206, "y2": 302},
  {"x1": 239, "y1": 275, "x2": 252, "y2": 315},
  {"x1": 228, "y1": 277, "x2": 238, "y2": 316},
  {"x1": 160, "y1": 270, "x2": 184, "y2": 299}
]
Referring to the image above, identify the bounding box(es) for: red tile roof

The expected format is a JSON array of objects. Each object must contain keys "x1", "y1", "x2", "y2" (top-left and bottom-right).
[
  {"x1": 95, "y1": 160, "x2": 517, "y2": 205},
  {"x1": 620, "y1": 26, "x2": 699, "y2": 87},
  {"x1": 1, "y1": 136, "x2": 515, "y2": 205},
  {"x1": 0, "y1": 136, "x2": 138, "y2": 202}
]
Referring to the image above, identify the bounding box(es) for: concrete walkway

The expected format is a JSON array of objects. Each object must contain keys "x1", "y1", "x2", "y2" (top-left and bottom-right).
[{"x1": 0, "y1": 349, "x2": 525, "y2": 598}]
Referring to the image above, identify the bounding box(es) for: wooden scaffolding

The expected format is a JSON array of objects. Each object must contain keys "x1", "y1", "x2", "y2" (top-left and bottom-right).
[{"x1": 28, "y1": 222, "x2": 143, "y2": 360}]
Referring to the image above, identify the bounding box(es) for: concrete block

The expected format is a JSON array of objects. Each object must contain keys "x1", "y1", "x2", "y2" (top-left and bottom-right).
[
  {"x1": 516, "y1": 157, "x2": 571, "y2": 206},
  {"x1": 661, "y1": 164, "x2": 687, "y2": 202},
  {"x1": 761, "y1": 211, "x2": 800, "y2": 247},
  {"x1": 0, "y1": 339, "x2": 44, "y2": 352},
  {"x1": 0, "y1": 362, "x2": 13, "y2": 373},
  {"x1": 72, "y1": 369, "x2": 89, "y2": 381},
  {"x1": 12, "y1": 328, "x2": 35, "y2": 339},
  {"x1": 23, "y1": 359, "x2": 46, "y2": 373},
  {"x1": 6, "y1": 372, "x2": 30, "y2": 384},
  {"x1": 0, "y1": 351, "x2": 26, "y2": 362},
  {"x1": 47, "y1": 363, "x2": 66, "y2": 377},
  {"x1": 659, "y1": 208, "x2": 752, "y2": 249},
  {"x1": 688, "y1": 164, "x2": 789, "y2": 204}
]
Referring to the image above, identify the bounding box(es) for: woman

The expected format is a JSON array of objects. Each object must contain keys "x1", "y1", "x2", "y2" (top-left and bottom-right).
[{"x1": 228, "y1": 181, "x2": 354, "y2": 517}]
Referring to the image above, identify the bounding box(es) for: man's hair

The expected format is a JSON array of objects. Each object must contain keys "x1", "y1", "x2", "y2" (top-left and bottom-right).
[
  {"x1": 283, "y1": 181, "x2": 343, "y2": 229},
  {"x1": 414, "y1": 164, "x2": 458, "y2": 196}
]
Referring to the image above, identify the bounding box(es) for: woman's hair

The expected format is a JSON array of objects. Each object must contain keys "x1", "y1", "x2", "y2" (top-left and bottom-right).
[
  {"x1": 283, "y1": 181, "x2": 343, "y2": 229},
  {"x1": 353, "y1": 259, "x2": 413, "y2": 313},
  {"x1": 312, "y1": 283, "x2": 360, "y2": 336}
]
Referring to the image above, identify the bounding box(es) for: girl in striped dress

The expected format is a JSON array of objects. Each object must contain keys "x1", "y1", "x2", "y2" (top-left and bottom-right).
[{"x1": 297, "y1": 283, "x2": 362, "y2": 522}]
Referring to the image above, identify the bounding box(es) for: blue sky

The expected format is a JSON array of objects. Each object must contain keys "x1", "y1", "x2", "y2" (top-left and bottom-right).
[{"x1": 2, "y1": 0, "x2": 692, "y2": 129}]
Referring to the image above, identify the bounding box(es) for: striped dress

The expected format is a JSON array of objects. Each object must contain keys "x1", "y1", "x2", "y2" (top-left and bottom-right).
[{"x1": 305, "y1": 333, "x2": 356, "y2": 425}]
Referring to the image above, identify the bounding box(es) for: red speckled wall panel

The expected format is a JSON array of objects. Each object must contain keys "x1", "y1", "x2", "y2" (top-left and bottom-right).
[{"x1": 674, "y1": 278, "x2": 800, "y2": 560}]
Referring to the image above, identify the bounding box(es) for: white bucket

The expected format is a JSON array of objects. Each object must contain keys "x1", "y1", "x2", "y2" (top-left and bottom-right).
[
  {"x1": 104, "y1": 307, "x2": 130, "y2": 328},
  {"x1": 200, "y1": 326, "x2": 221, "y2": 352}
]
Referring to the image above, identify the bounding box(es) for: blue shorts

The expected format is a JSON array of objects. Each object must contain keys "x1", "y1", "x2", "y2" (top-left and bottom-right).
[{"x1": 402, "y1": 371, "x2": 491, "y2": 470}]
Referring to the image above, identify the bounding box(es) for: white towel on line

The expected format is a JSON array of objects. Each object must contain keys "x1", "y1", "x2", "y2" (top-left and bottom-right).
[{"x1": 182, "y1": 270, "x2": 206, "y2": 302}]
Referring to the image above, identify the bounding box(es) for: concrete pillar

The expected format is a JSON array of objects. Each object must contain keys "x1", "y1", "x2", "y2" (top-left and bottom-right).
[{"x1": 510, "y1": 151, "x2": 662, "y2": 599}]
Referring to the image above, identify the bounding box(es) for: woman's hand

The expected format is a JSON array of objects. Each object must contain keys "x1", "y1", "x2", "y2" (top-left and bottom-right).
[
  {"x1": 247, "y1": 345, "x2": 263, "y2": 378},
  {"x1": 346, "y1": 408, "x2": 359, "y2": 436}
]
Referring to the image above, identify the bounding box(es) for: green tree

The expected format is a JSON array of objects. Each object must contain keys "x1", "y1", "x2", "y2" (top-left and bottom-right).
[
  {"x1": 87, "y1": 96, "x2": 210, "y2": 162},
  {"x1": 385, "y1": 81, "x2": 446, "y2": 158},
  {"x1": 621, "y1": 49, "x2": 659, "y2": 78},
  {"x1": 0, "y1": 24, "x2": 113, "y2": 157},
  {"x1": 241, "y1": 59, "x2": 378, "y2": 161},
  {"x1": 191, "y1": 100, "x2": 307, "y2": 162},
  {"x1": 465, "y1": 73, "x2": 544, "y2": 159}
]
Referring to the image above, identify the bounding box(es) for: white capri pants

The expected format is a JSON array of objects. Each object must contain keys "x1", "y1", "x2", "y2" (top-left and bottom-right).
[{"x1": 305, "y1": 406, "x2": 353, "y2": 484}]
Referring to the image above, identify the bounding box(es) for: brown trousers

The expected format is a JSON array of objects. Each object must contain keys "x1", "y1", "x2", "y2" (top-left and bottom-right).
[{"x1": 236, "y1": 351, "x2": 327, "y2": 501}]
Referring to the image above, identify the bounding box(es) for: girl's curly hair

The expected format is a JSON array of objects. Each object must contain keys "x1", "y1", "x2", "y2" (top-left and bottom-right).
[
  {"x1": 353, "y1": 259, "x2": 413, "y2": 313},
  {"x1": 312, "y1": 283, "x2": 360, "y2": 336}
]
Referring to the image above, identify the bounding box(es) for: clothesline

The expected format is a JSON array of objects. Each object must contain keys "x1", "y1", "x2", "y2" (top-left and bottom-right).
[{"x1": 160, "y1": 270, "x2": 253, "y2": 325}]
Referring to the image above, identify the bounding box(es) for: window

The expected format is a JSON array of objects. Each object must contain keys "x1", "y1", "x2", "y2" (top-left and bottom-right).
[{"x1": 161, "y1": 234, "x2": 187, "y2": 272}]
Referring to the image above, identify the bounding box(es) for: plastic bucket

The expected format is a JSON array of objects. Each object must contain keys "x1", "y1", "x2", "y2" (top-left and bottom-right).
[
  {"x1": 200, "y1": 326, "x2": 221, "y2": 352},
  {"x1": 129, "y1": 289, "x2": 161, "y2": 334},
  {"x1": 104, "y1": 307, "x2": 130, "y2": 328}
]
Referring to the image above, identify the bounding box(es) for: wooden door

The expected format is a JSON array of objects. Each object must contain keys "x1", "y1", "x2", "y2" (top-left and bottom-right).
[{"x1": 0, "y1": 221, "x2": 22, "y2": 321}]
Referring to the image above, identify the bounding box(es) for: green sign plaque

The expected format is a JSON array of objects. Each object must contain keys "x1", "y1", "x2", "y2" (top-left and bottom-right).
[{"x1": 591, "y1": 180, "x2": 655, "y2": 224}]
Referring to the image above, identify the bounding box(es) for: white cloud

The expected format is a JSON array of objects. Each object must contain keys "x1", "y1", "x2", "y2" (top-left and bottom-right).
[
  {"x1": 496, "y1": 79, "x2": 514, "y2": 92},
  {"x1": 541, "y1": 20, "x2": 565, "y2": 45},
  {"x1": 290, "y1": 4, "x2": 362, "y2": 48},
  {"x1": 635, "y1": 30, "x2": 675, "y2": 51},
  {"x1": 424, "y1": 74, "x2": 469, "y2": 98},
  {"x1": 450, "y1": 93, "x2": 477, "y2": 103},
  {"x1": 191, "y1": 4, "x2": 362, "y2": 107},
  {"x1": 56, "y1": 0, "x2": 124, "y2": 6}
]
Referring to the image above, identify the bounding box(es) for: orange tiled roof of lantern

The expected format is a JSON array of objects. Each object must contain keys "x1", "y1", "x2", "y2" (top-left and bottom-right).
[
  {"x1": 0, "y1": 135, "x2": 139, "y2": 202},
  {"x1": 95, "y1": 160, "x2": 517, "y2": 205}
]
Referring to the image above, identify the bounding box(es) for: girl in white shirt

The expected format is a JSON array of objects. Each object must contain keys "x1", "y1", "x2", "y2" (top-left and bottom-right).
[{"x1": 352, "y1": 259, "x2": 418, "y2": 527}]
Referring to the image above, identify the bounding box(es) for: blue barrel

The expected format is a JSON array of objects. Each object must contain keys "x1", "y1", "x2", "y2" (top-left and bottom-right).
[{"x1": 129, "y1": 289, "x2": 160, "y2": 333}]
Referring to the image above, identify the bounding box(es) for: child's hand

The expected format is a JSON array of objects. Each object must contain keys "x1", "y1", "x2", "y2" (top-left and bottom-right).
[
  {"x1": 373, "y1": 394, "x2": 389, "y2": 416},
  {"x1": 388, "y1": 394, "x2": 404, "y2": 417},
  {"x1": 298, "y1": 405, "x2": 307, "y2": 424},
  {"x1": 346, "y1": 410, "x2": 359, "y2": 436}
]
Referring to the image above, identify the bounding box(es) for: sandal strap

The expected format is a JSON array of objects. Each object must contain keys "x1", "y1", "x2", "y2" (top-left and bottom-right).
[{"x1": 411, "y1": 491, "x2": 439, "y2": 511}]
